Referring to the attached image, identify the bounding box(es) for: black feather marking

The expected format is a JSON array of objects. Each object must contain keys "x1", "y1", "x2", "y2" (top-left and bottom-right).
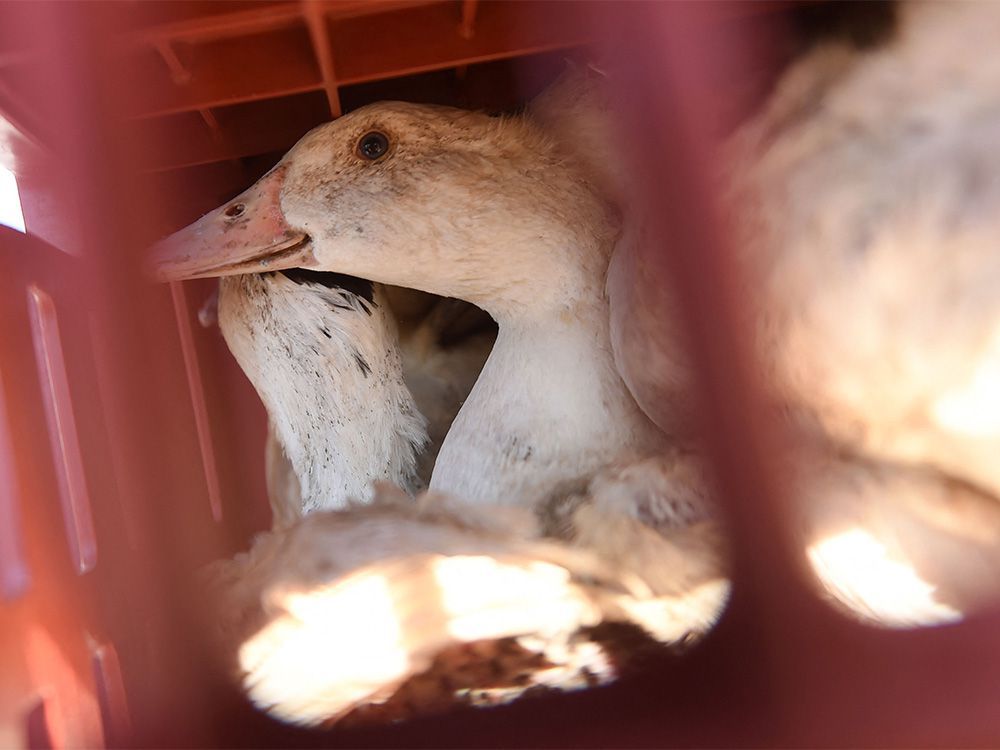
[
  {"x1": 351, "y1": 349, "x2": 371, "y2": 378},
  {"x1": 281, "y1": 268, "x2": 375, "y2": 303},
  {"x1": 320, "y1": 326, "x2": 332, "y2": 338},
  {"x1": 325, "y1": 299, "x2": 352, "y2": 312}
]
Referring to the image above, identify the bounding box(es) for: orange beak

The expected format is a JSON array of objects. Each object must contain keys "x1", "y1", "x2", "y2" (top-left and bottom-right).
[{"x1": 147, "y1": 165, "x2": 315, "y2": 281}]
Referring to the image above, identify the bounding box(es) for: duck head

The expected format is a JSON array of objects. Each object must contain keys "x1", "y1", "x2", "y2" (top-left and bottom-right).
[{"x1": 150, "y1": 101, "x2": 618, "y2": 319}]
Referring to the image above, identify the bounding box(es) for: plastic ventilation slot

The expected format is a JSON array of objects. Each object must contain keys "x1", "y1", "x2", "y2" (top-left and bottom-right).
[
  {"x1": 27, "y1": 285, "x2": 98, "y2": 575},
  {"x1": 169, "y1": 281, "x2": 224, "y2": 522},
  {"x1": 0, "y1": 367, "x2": 30, "y2": 599},
  {"x1": 90, "y1": 642, "x2": 131, "y2": 746}
]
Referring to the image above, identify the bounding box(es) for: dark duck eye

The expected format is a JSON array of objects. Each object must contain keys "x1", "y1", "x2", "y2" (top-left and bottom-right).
[{"x1": 357, "y1": 131, "x2": 390, "y2": 161}]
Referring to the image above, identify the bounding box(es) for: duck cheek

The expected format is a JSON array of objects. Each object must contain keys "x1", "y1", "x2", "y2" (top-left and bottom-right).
[
  {"x1": 308, "y1": 227, "x2": 377, "y2": 274},
  {"x1": 147, "y1": 164, "x2": 313, "y2": 281}
]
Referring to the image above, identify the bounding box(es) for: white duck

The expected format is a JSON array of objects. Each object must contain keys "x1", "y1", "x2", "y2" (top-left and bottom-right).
[
  {"x1": 211, "y1": 268, "x2": 494, "y2": 526},
  {"x1": 149, "y1": 102, "x2": 700, "y2": 529},
  {"x1": 542, "y1": 4, "x2": 1000, "y2": 624},
  {"x1": 154, "y1": 140, "x2": 726, "y2": 727},
  {"x1": 737, "y1": 1, "x2": 1000, "y2": 503},
  {"x1": 606, "y1": 1, "x2": 1000, "y2": 502}
]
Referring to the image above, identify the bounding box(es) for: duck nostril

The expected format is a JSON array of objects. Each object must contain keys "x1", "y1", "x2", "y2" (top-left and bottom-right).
[{"x1": 225, "y1": 203, "x2": 246, "y2": 219}]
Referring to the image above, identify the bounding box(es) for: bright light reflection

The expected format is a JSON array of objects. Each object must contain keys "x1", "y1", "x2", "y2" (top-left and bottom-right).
[
  {"x1": 615, "y1": 579, "x2": 730, "y2": 643},
  {"x1": 933, "y1": 343, "x2": 1000, "y2": 437},
  {"x1": 0, "y1": 165, "x2": 25, "y2": 233},
  {"x1": 807, "y1": 528, "x2": 962, "y2": 628},
  {"x1": 238, "y1": 573, "x2": 409, "y2": 726},
  {"x1": 432, "y1": 555, "x2": 600, "y2": 641}
]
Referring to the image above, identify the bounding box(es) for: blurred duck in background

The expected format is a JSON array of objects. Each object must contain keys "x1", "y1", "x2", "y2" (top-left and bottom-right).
[{"x1": 600, "y1": 0, "x2": 1000, "y2": 625}]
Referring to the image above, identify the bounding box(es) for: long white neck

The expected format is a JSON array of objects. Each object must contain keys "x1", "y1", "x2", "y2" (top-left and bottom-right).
[
  {"x1": 219, "y1": 274, "x2": 427, "y2": 517},
  {"x1": 430, "y1": 295, "x2": 663, "y2": 505}
]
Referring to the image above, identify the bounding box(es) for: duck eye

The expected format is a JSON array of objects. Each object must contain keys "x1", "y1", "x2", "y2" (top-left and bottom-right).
[{"x1": 357, "y1": 131, "x2": 390, "y2": 161}]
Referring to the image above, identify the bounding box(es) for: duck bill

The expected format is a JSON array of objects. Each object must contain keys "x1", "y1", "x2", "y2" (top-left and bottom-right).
[{"x1": 147, "y1": 165, "x2": 315, "y2": 281}]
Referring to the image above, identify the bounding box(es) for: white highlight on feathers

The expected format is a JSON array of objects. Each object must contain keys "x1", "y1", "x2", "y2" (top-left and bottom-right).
[
  {"x1": 806, "y1": 528, "x2": 961, "y2": 628},
  {"x1": 239, "y1": 572, "x2": 409, "y2": 726},
  {"x1": 615, "y1": 579, "x2": 731, "y2": 644},
  {"x1": 433, "y1": 556, "x2": 601, "y2": 642},
  {"x1": 932, "y1": 332, "x2": 1000, "y2": 438}
]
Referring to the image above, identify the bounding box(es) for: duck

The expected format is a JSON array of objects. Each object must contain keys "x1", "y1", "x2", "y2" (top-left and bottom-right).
[
  {"x1": 148, "y1": 100, "x2": 704, "y2": 532},
  {"x1": 538, "y1": 4, "x2": 1000, "y2": 625},
  {"x1": 602, "y1": 1, "x2": 1000, "y2": 502},
  {"x1": 153, "y1": 134, "x2": 726, "y2": 727},
  {"x1": 732, "y1": 0, "x2": 1000, "y2": 503},
  {"x1": 206, "y1": 268, "x2": 494, "y2": 526},
  {"x1": 728, "y1": 0, "x2": 1000, "y2": 623}
]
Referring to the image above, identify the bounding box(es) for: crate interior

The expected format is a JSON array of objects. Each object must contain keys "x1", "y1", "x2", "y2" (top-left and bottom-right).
[{"x1": 2, "y1": 1, "x2": 999, "y2": 747}]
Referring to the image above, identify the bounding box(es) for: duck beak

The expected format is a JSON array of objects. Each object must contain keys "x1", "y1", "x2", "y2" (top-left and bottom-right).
[{"x1": 147, "y1": 165, "x2": 315, "y2": 281}]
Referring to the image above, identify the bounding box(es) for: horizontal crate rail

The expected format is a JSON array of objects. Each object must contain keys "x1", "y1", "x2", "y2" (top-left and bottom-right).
[{"x1": 0, "y1": 1, "x2": 790, "y2": 175}]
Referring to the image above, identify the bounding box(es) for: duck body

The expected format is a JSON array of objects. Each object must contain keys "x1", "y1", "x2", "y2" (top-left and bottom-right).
[
  {"x1": 521, "y1": 5, "x2": 1000, "y2": 511},
  {"x1": 601, "y1": 1, "x2": 1000, "y2": 623},
  {"x1": 598, "y1": 2, "x2": 1000, "y2": 500},
  {"x1": 434, "y1": 305, "x2": 666, "y2": 506},
  {"x1": 218, "y1": 269, "x2": 427, "y2": 518}
]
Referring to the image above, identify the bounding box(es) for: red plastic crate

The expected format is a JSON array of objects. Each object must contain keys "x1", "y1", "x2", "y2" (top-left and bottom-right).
[{"x1": 1, "y1": 2, "x2": 998, "y2": 747}]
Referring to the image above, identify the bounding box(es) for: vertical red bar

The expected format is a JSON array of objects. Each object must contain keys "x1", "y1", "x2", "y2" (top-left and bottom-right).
[
  {"x1": 86, "y1": 316, "x2": 144, "y2": 552},
  {"x1": 26, "y1": 285, "x2": 98, "y2": 574},
  {"x1": 169, "y1": 281, "x2": 224, "y2": 522},
  {"x1": 0, "y1": 367, "x2": 30, "y2": 599}
]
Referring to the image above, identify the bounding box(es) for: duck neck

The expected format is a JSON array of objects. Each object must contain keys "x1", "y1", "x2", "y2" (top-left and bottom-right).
[
  {"x1": 219, "y1": 276, "x2": 427, "y2": 517},
  {"x1": 430, "y1": 295, "x2": 663, "y2": 505}
]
